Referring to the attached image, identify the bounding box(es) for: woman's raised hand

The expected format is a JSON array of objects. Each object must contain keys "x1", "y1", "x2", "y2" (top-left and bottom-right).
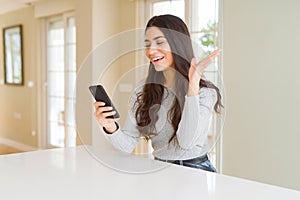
[
  {"x1": 188, "y1": 49, "x2": 221, "y2": 95},
  {"x1": 94, "y1": 101, "x2": 118, "y2": 133}
]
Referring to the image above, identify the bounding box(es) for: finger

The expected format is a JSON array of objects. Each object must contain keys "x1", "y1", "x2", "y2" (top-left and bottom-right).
[
  {"x1": 94, "y1": 109, "x2": 105, "y2": 120},
  {"x1": 102, "y1": 110, "x2": 116, "y2": 118},
  {"x1": 191, "y1": 57, "x2": 196, "y2": 67},
  {"x1": 102, "y1": 119, "x2": 116, "y2": 125},
  {"x1": 197, "y1": 56, "x2": 212, "y2": 69},
  {"x1": 210, "y1": 49, "x2": 222, "y2": 56},
  {"x1": 202, "y1": 49, "x2": 221, "y2": 67},
  {"x1": 209, "y1": 53, "x2": 219, "y2": 59},
  {"x1": 97, "y1": 106, "x2": 113, "y2": 113},
  {"x1": 94, "y1": 111, "x2": 115, "y2": 124},
  {"x1": 94, "y1": 107, "x2": 113, "y2": 120},
  {"x1": 209, "y1": 49, "x2": 222, "y2": 59},
  {"x1": 190, "y1": 58, "x2": 197, "y2": 72},
  {"x1": 94, "y1": 101, "x2": 105, "y2": 108},
  {"x1": 203, "y1": 56, "x2": 213, "y2": 65}
]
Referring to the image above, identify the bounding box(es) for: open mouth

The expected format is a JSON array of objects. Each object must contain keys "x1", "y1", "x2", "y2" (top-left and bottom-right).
[{"x1": 152, "y1": 56, "x2": 164, "y2": 63}]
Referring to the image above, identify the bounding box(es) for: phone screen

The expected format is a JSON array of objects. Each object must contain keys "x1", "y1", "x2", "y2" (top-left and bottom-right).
[{"x1": 89, "y1": 85, "x2": 120, "y2": 119}]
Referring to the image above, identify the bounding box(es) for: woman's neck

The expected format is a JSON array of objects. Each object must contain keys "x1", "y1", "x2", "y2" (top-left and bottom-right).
[{"x1": 163, "y1": 67, "x2": 175, "y2": 88}]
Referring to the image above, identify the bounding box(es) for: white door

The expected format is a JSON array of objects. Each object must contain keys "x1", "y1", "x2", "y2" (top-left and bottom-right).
[{"x1": 45, "y1": 14, "x2": 77, "y2": 148}]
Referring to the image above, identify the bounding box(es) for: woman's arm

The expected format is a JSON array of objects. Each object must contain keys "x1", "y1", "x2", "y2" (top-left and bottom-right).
[
  {"x1": 176, "y1": 88, "x2": 217, "y2": 149},
  {"x1": 177, "y1": 49, "x2": 220, "y2": 149},
  {"x1": 104, "y1": 113, "x2": 140, "y2": 154},
  {"x1": 94, "y1": 89, "x2": 141, "y2": 154}
]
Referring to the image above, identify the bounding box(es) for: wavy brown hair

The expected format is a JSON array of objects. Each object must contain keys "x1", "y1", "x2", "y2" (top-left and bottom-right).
[{"x1": 135, "y1": 15, "x2": 223, "y2": 145}]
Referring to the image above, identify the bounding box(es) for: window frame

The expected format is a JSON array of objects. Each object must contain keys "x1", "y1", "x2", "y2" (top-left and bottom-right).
[{"x1": 41, "y1": 12, "x2": 77, "y2": 149}]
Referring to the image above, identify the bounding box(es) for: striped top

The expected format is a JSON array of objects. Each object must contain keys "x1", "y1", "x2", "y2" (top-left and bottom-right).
[{"x1": 103, "y1": 84, "x2": 217, "y2": 160}]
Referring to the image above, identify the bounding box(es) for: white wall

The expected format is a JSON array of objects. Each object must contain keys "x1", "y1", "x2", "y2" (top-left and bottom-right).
[
  {"x1": 222, "y1": 0, "x2": 300, "y2": 191},
  {"x1": 75, "y1": 0, "x2": 141, "y2": 150},
  {"x1": 90, "y1": 0, "x2": 152, "y2": 154},
  {"x1": 75, "y1": 0, "x2": 93, "y2": 146},
  {"x1": 75, "y1": 0, "x2": 124, "y2": 148}
]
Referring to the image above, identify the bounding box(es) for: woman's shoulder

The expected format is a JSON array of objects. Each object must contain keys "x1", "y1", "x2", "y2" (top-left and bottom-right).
[
  {"x1": 132, "y1": 80, "x2": 145, "y2": 95},
  {"x1": 128, "y1": 80, "x2": 146, "y2": 110},
  {"x1": 199, "y1": 87, "x2": 217, "y2": 98},
  {"x1": 128, "y1": 79, "x2": 146, "y2": 102}
]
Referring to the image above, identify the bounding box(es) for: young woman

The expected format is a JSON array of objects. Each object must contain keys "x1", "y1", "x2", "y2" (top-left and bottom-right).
[{"x1": 94, "y1": 15, "x2": 223, "y2": 172}]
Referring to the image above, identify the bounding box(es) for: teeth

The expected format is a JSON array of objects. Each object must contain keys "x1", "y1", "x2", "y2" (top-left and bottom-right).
[{"x1": 153, "y1": 56, "x2": 163, "y2": 62}]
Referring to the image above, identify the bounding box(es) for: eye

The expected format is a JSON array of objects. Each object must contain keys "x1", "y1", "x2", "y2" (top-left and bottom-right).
[
  {"x1": 144, "y1": 43, "x2": 151, "y2": 48},
  {"x1": 156, "y1": 41, "x2": 164, "y2": 45}
]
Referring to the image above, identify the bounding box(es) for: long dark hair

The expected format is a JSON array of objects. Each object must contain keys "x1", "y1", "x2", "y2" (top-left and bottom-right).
[{"x1": 135, "y1": 15, "x2": 223, "y2": 145}]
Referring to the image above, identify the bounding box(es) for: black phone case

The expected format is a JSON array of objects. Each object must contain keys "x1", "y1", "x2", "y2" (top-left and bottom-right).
[{"x1": 89, "y1": 85, "x2": 120, "y2": 119}]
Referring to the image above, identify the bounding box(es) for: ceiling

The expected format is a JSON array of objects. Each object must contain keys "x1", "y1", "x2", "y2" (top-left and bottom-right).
[{"x1": 0, "y1": 0, "x2": 39, "y2": 15}]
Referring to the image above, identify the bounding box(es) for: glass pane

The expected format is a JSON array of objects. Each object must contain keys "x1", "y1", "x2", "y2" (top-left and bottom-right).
[
  {"x1": 191, "y1": 0, "x2": 218, "y2": 32},
  {"x1": 48, "y1": 46, "x2": 64, "y2": 71},
  {"x1": 191, "y1": 32, "x2": 219, "y2": 72},
  {"x1": 66, "y1": 99, "x2": 76, "y2": 126},
  {"x1": 66, "y1": 44, "x2": 76, "y2": 71},
  {"x1": 152, "y1": 0, "x2": 185, "y2": 21},
  {"x1": 48, "y1": 97, "x2": 64, "y2": 122},
  {"x1": 191, "y1": 32, "x2": 218, "y2": 57},
  {"x1": 49, "y1": 121, "x2": 65, "y2": 147},
  {"x1": 67, "y1": 17, "x2": 76, "y2": 43},
  {"x1": 66, "y1": 71, "x2": 76, "y2": 98},
  {"x1": 47, "y1": 16, "x2": 76, "y2": 148},
  {"x1": 48, "y1": 21, "x2": 64, "y2": 46},
  {"x1": 66, "y1": 17, "x2": 77, "y2": 147},
  {"x1": 48, "y1": 72, "x2": 65, "y2": 97}
]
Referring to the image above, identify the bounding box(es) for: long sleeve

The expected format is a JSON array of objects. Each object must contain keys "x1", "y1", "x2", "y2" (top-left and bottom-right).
[
  {"x1": 176, "y1": 88, "x2": 217, "y2": 150},
  {"x1": 102, "y1": 89, "x2": 141, "y2": 154}
]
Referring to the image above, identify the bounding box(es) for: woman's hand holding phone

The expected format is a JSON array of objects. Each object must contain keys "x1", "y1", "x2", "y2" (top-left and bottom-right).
[
  {"x1": 94, "y1": 101, "x2": 118, "y2": 133},
  {"x1": 188, "y1": 49, "x2": 222, "y2": 96},
  {"x1": 90, "y1": 85, "x2": 120, "y2": 134}
]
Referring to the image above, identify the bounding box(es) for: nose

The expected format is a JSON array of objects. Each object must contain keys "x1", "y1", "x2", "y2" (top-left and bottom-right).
[{"x1": 146, "y1": 44, "x2": 158, "y2": 56}]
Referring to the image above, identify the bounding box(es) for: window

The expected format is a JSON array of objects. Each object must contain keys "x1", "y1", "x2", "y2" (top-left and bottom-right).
[
  {"x1": 144, "y1": 0, "x2": 222, "y2": 169},
  {"x1": 45, "y1": 14, "x2": 76, "y2": 148},
  {"x1": 150, "y1": 0, "x2": 185, "y2": 20},
  {"x1": 190, "y1": 0, "x2": 221, "y2": 169}
]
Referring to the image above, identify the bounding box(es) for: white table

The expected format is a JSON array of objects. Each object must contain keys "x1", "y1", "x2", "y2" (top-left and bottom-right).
[{"x1": 0, "y1": 145, "x2": 299, "y2": 200}]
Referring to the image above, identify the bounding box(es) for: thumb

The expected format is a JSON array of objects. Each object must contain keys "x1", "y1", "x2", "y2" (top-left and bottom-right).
[{"x1": 190, "y1": 58, "x2": 196, "y2": 67}]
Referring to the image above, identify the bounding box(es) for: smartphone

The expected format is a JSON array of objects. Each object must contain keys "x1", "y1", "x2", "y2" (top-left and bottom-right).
[{"x1": 89, "y1": 85, "x2": 120, "y2": 119}]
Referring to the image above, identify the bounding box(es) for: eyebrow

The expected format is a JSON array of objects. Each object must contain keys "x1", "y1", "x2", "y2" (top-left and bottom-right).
[{"x1": 144, "y1": 36, "x2": 165, "y2": 42}]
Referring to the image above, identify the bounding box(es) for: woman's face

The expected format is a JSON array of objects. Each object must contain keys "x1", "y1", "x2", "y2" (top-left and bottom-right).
[{"x1": 145, "y1": 27, "x2": 174, "y2": 71}]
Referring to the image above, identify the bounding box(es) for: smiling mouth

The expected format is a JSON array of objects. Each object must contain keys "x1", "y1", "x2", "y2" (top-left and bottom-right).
[{"x1": 152, "y1": 56, "x2": 164, "y2": 63}]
